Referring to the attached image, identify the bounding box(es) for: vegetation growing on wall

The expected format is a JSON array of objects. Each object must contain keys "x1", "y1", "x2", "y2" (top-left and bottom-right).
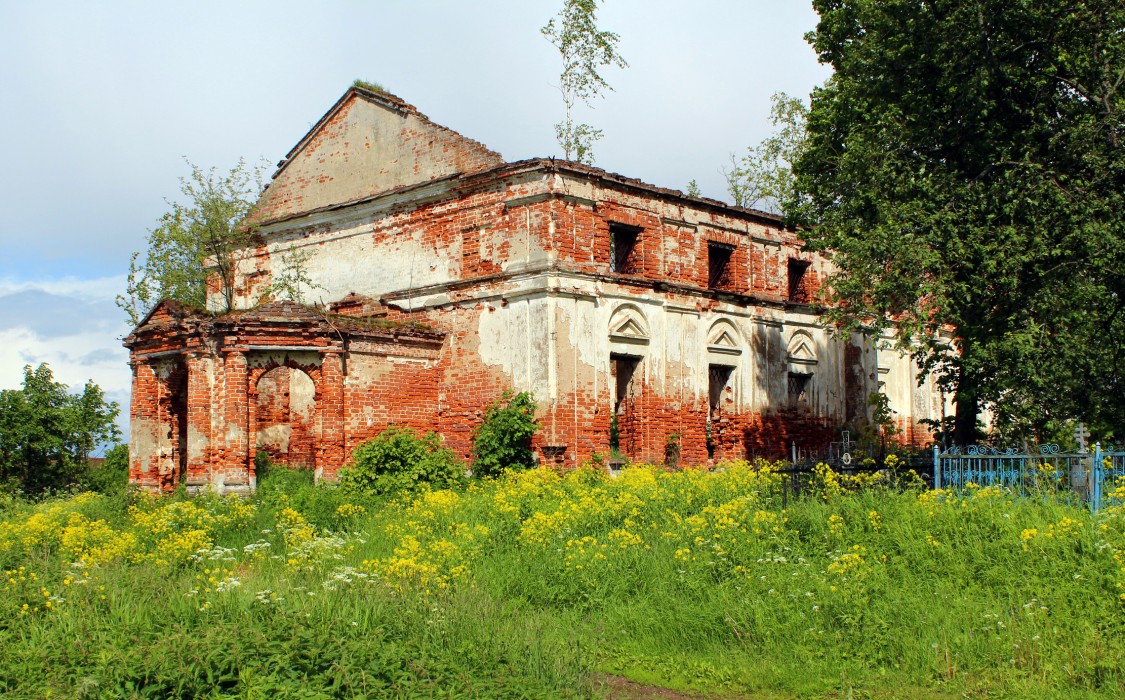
[
  {"x1": 117, "y1": 159, "x2": 267, "y2": 325},
  {"x1": 541, "y1": 0, "x2": 627, "y2": 164},
  {"x1": 351, "y1": 79, "x2": 386, "y2": 94}
]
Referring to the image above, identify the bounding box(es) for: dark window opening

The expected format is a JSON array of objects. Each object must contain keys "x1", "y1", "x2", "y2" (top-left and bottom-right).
[
  {"x1": 707, "y1": 364, "x2": 734, "y2": 460},
  {"x1": 788, "y1": 372, "x2": 812, "y2": 406},
  {"x1": 541, "y1": 445, "x2": 567, "y2": 467},
  {"x1": 788, "y1": 259, "x2": 811, "y2": 303},
  {"x1": 708, "y1": 242, "x2": 735, "y2": 289},
  {"x1": 610, "y1": 354, "x2": 642, "y2": 457},
  {"x1": 708, "y1": 365, "x2": 734, "y2": 412},
  {"x1": 610, "y1": 223, "x2": 642, "y2": 274},
  {"x1": 611, "y1": 354, "x2": 641, "y2": 413}
]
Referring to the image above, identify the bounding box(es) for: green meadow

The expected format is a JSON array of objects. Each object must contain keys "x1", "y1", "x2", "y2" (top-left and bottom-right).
[{"x1": 1, "y1": 461, "x2": 1123, "y2": 699}]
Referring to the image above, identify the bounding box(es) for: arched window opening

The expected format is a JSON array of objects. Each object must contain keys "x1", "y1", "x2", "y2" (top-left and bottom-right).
[{"x1": 255, "y1": 366, "x2": 318, "y2": 468}]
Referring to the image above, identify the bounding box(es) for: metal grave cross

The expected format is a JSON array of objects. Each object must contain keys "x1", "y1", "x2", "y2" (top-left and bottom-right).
[{"x1": 1074, "y1": 422, "x2": 1090, "y2": 454}]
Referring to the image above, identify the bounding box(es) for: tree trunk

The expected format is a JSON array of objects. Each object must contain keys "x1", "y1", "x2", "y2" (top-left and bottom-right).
[{"x1": 953, "y1": 385, "x2": 979, "y2": 446}]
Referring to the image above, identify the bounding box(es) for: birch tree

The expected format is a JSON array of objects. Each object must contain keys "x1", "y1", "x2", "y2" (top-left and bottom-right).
[{"x1": 541, "y1": 0, "x2": 627, "y2": 164}]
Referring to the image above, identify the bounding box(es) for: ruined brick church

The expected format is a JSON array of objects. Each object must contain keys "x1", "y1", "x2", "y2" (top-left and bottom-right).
[{"x1": 125, "y1": 85, "x2": 947, "y2": 492}]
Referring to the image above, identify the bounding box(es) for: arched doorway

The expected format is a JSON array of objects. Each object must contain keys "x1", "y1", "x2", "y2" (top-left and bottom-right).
[{"x1": 254, "y1": 366, "x2": 318, "y2": 468}]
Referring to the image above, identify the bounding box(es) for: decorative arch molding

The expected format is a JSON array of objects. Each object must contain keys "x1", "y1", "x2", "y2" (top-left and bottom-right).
[
  {"x1": 786, "y1": 330, "x2": 818, "y2": 374},
  {"x1": 608, "y1": 303, "x2": 650, "y2": 356},
  {"x1": 707, "y1": 318, "x2": 743, "y2": 367},
  {"x1": 248, "y1": 352, "x2": 324, "y2": 399}
]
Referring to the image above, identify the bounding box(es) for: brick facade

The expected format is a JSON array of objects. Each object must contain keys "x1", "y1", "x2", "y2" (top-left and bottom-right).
[{"x1": 126, "y1": 87, "x2": 947, "y2": 492}]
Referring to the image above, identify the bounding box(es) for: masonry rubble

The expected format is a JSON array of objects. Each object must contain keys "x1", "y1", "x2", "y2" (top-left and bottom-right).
[{"x1": 125, "y1": 85, "x2": 949, "y2": 493}]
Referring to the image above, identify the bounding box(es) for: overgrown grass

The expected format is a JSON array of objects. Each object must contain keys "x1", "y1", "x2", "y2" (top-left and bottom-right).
[{"x1": 1, "y1": 461, "x2": 1123, "y2": 698}]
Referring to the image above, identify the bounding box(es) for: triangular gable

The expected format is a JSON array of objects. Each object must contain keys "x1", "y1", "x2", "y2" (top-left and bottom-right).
[
  {"x1": 788, "y1": 336, "x2": 816, "y2": 361},
  {"x1": 612, "y1": 317, "x2": 648, "y2": 339},
  {"x1": 787, "y1": 333, "x2": 818, "y2": 372},
  {"x1": 706, "y1": 321, "x2": 742, "y2": 365},
  {"x1": 710, "y1": 329, "x2": 738, "y2": 348},
  {"x1": 128, "y1": 299, "x2": 202, "y2": 334},
  {"x1": 253, "y1": 87, "x2": 505, "y2": 223}
]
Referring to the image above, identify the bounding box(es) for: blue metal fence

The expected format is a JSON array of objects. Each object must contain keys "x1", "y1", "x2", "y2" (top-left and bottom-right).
[
  {"x1": 1092, "y1": 444, "x2": 1125, "y2": 509},
  {"x1": 934, "y1": 443, "x2": 1125, "y2": 512}
]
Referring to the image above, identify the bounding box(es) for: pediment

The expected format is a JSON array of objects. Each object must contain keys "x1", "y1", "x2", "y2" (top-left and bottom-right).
[
  {"x1": 710, "y1": 329, "x2": 738, "y2": 348},
  {"x1": 787, "y1": 333, "x2": 818, "y2": 368},
  {"x1": 608, "y1": 305, "x2": 651, "y2": 351},
  {"x1": 612, "y1": 318, "x2": 648, "y2": 339},
  {"x1": 253, "y1": 87, "x2": 504, "y2": 223}
]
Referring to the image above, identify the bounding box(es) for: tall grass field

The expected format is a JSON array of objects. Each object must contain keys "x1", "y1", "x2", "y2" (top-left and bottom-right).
[{"x1": 1, "y1": 461, "x2": 1123, "y2": 698}]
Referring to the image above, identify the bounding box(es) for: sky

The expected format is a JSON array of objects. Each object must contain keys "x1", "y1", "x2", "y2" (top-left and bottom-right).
[{"x1": 0, "y1": 0, "x2": 831, "y2": 441}]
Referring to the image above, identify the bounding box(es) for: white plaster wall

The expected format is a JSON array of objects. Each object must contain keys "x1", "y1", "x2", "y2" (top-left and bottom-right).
[
  {"x1": 469, "y1": 272, "x2": 851, "y2": 425},
  {"x1": 230, "y1": 219, "x2": 466, "y2": 309},
  {"x1": 476, "y1": 295, "x2": 554, "y2": 400},
  {"x1": 878, "y1": 343, "x2": 925, "y2": 427}
]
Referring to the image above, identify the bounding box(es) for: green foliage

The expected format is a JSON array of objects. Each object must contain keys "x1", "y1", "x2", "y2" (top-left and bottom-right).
[
  {"x1": 253, "y1": 450, "x2": 314, "y2": 497},
  {"x1": 663, "y1": 431, "x2": 681, "y2": 468},
  {"x1": 541, "y1": 0, "x2": 627, "y2": 164},
  {"x1": 117, "y1": 158, "x2": 267, "y2": 325},
  {"x1": 472, "y1": 392, "x2": 538, "y2": 477},
  {"x1": 82, "y1": 444, "x2": 129, "y2": 496},
  {"x1": 351, "y1": 78, "x2": 386, "y2": 94},
  {"x1": 725, "y1": 91, "x2": 808, "y2": 214},
  {"x1": 338, "y1": 426, "x2": 465, "y2": 496},
  {"x1": 853, "y1": 391, "x2": 901, "y2": 452},
  {"x1": 0, "y1": 363, "x2": 120, "y2": 494},
  {"x1": 2, "y1": 466, "x2": 1125, "y2": 697},
  {"x1": 256, "y1": 244, "x2": 323, "y2": 305},
  {"x1": 792, "y1": 1, "x2": 1125, "y2": 443}
]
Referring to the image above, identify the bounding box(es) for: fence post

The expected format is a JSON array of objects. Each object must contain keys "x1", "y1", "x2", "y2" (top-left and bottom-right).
[
  {"x1": 1092, "y1": 442, "x2": 1102, "y2": 513},
  {"x1": 933, "y1": 444, "x2": 941, "y2": 490}
]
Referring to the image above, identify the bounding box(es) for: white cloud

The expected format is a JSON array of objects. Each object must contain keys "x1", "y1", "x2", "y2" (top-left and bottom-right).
[
  {"x1": 0, "y1": 327, "x2": 131, "y2": 395},
  {"x1": 0, "y1": 274, "x2": 128, "y2": 302},
  {"x1": 0, "y1": 274, "x2": 133, "y2": 440}
]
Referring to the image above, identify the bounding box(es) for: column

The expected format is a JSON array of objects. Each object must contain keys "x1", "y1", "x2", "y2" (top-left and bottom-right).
[
  {"x1": 222, "y1": 349, "x2": 250, "y2": 487},
  {"x1": 128, "y1": 360, "x2": 162, "y2": 491},
  {"x1": 318, "y1": 350, "x2": 345, "y2": 480},
  {"x1": 184, "y1": 352, "x2": 213, "y2": 486}
]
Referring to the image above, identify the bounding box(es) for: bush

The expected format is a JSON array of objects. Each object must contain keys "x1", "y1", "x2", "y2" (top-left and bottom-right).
[
  {"x1": 255, "y1": 452, "x2": 316, "y2": 498},
  {"x1": 472, "y1": 391, "x2": 538, "y2": 478},
  {"x1": 83, "y1": 444, "x2": 129, "y2": 495},
  {"x1": 338, "y1": 427, "x2": 465, "y2": 496}
]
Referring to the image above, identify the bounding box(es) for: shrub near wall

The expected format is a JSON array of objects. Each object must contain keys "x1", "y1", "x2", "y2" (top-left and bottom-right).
[
  {"x1": 472, "y1": 391, "x2": 537, "y2": 477},
  {"x1": 338, "y1": 426, "x2": 465, "y2": 496}
]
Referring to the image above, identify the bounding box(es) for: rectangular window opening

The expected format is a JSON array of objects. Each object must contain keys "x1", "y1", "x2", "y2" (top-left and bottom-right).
[
  {"x1": 610, "y1": 354, "x2": 642, "y2": 457},
  {"x1": 707, "y1": 364, "x2": 734, "y2": 460},
  {"x1": 610, "y1": 223, "x2": 642, "y2": 274},
  {"x1": 788, "y1": 372, "x2": 812, "y2": 406},
  {"x1": 708, "y1": 242, "x2": 735, "y2": 289},
  {"x1": 611, "y1": 354, "x2": 641, "y2": 414},
  {"x1": 787, "y1": 259, "x2": 811, "y2": 303},
  {"x1": 708, "y1": 365, "x2": 734, "y2": 412}
]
